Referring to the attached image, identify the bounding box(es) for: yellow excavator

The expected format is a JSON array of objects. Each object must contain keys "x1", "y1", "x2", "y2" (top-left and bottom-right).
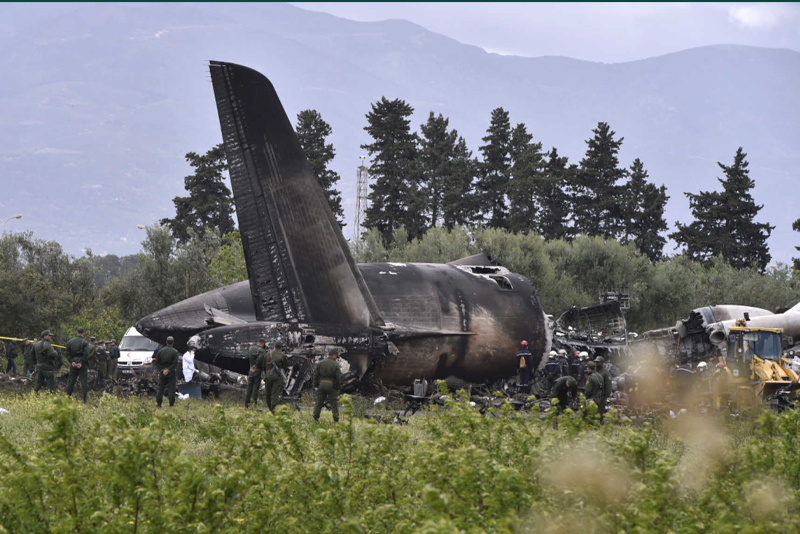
[{"x1": 725, "y1": 325, "x2": 799, "y2": 404}]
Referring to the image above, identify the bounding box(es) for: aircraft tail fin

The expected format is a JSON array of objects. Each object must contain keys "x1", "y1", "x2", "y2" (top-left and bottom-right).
[{"x1": 209, "y1": 61, "x2": 384, "y2": 328}]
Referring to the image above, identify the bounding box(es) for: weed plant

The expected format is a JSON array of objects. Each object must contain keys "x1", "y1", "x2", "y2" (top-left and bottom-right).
[{"x1": 0, "y1": 389, "x2": 798, "y2": 533}]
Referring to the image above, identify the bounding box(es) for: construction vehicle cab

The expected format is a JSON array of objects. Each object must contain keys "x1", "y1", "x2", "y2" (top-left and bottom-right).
[{"x1": 726, "y1": 326, "x2": 798, "y2": 400}]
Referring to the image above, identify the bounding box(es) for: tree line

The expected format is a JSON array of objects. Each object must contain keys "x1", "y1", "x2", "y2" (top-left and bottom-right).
[
  {"x1": 361, "y1": 98, "x2": 778, "y2": 270},
  {"x1": 3, "y1": 225, "x2": 799, "y2": 343},
  {"x1": 158, "y1": 101, "x2": 780, "y2": 271},
  {"x1": 0, "y1": 100, "x2": 795, "y2": 341}
]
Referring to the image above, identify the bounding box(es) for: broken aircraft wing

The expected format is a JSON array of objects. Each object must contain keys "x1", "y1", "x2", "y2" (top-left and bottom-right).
[{"x1": 209, "y1": 61, "x2": 384, "y2": 328}]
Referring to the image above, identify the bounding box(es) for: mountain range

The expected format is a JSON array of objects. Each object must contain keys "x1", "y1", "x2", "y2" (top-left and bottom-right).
[{"x1": 1, "y1": 2, "x2": 797, "y2": 263}]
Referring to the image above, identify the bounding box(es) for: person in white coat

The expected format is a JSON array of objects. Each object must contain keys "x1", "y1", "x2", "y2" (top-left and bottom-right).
[{"x1": 182, "y1": 347, "x2": 196, "y2": 383}]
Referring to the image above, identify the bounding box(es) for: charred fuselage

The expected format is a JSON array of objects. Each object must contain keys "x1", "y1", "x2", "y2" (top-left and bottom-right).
[
  {"x1": 137, "y1": 262, "x2": 548, "y2": 386},
  {"x1": 136, "y1": 61, "x2": 548, "y2": 389}
]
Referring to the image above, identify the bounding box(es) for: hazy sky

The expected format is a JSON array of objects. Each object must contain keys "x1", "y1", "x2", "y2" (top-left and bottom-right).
[{"x1": 294, "y1": 2, "x2": 800, "y2": 62}]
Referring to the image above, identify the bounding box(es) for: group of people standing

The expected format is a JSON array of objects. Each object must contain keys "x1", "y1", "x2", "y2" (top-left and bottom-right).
[
  {"x1": 244, "y1": 340, "x2": 343, "y2": 422},
  {"x1": 244, "y1": 339, "x2": 289, "y2": 412},
  {"x1": 4, "y1": 329, "x2": 121, "y2": 401},
  {"x1": 516, "y1": 340, "x2": 613, "y2": 415}
]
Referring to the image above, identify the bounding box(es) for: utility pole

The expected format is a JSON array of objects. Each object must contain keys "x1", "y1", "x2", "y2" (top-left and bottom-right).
[{"x1": 353, "y1": 156, "x2": 369, "y2": 251}]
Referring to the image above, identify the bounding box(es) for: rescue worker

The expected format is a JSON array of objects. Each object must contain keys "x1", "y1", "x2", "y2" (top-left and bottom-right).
[
  {"x1": 516, "y1": 340, "x2": 533, "y2": 387},
  {"x1": 556, "y1": 349, "x2": 570, "y2": 378},
  {"x1": 568, "y1": 351, "x2": 581, "y2": 380},
  {"x1": 265, "y1": 341, "x2": 288, "y2": 413},
  {"x1": 65, "y1": 327, "x2": 91, "y2": 402},
  {"x1": 672, "y1": 357, "x2": 695, "y2": 402},
  {"x1": 244, "y1": 339, "x2": 268, "y2": 409},
  {"x1": 551, "y1": 375, "x2": 578, "y2": 413},
  {"x1": 154, "y1": 336, "x2": 181, "y2": 408},
  {"x1": 544, "y1": 350, "x2": 562, "y2": 384},
  {"x1": 313, "y1": 349, "x2": 342, "y2": 422},
  {"x1": 695, "y1": 361, "x2": 711, "y2": 403},
  {"x1": 594, "y1": 356, "x2": 613, "y2": 414},
  {"x1": 711, "y1": 362, "x2": 733, "y2": 410},
  {"x1": 96, "y1": 340, "x2": 110, "y2": 381},
  {"x1": 5, "y1": 339, "x2": 18, "y2": 375},
  {"x1": 583, "y1": 361, "x2": 605, "y2": 412},
  {"x1": 33, "y1": 330, "x2": 60, "y2": 393},
  {"x1": 109, "y1": 339, "x2": 120, "y2": 381},
  {"x1": 23, "y1": 337, "x2": 37, "y2": 376}
]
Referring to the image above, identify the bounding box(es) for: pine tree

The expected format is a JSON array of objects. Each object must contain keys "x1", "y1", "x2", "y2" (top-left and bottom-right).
[
  {"x1": 476, "y1": 108, "x2": 512, "y2": 229},
  {"x1": 419, "y1": 112, "x2": 477, "y2": 229},
  {"x1": 535, "y1": 148, "x2": 574, "y2": 241},
  {"x1": 361, "y1": 97, "x2": 423, "y2": 244},
  {"x1": 573, "y1": 122, "x2": 626, "y2": 239},
  {"x1": 296, "y1": 109, "x2": 344, "y2": 227},
  {"x1": 622, "y1": 159, "x2": 669, "y2": 262},
  {"x1": 419, "y1": 112, "x2": 455, "y2": 228},
  {"x1": 671, "y1": 147, "x2": 773, "y2": 270},
  {"x1": 442, "y1": 137, "x2": 479, "y2": 230},
  {"x1": 507, "y1": 124, "x2": 546, "y2": 234},
  {"x1": 161, "y1": 144, "x2": 235, "y2": 243}
]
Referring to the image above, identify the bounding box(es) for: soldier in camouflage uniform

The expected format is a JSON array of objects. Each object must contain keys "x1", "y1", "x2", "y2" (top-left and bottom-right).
[
  {"x1": 583, "y1": 361, "x2": 605, "y2": 413},
  {"x1": 109, "y1": 339, "x2": 120, "y2": 381},
  {"x1": 244, "y1": 339, "x2": 268, "y2": 409},
  {"x1": 23, "y1": 337, "x2": 37, "y2": 376},
  {"x1": 154, "y1": 336, "x2": 181, "y2": 408},
  {"x1": 551, "y1": 375, "x2": 578, "y2": 413},
  {"x1": 265, "y1": 341, "x2": 288, "y2": 413},
  {"x1": 65, "y1": 327, "x2": 91, "y2": 402},
  {"x1": 594, "y1": 356, "x2": 613, "y2": 414},
  {"x1": 313, "y1": 349, "x2": 342, "y2": 422},
  {"x1": 33, "y1": 330, "x2": 60, "y2": 393},
  {"x1": 96, "y1": 340, "x2": 110, "y2": 381}
]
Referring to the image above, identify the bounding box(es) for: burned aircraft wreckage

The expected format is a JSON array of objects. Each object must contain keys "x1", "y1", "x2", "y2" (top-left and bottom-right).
[
  {"x1": 634, "y1": 303, "x2": 800, "y2": 365},
  {"x1": 136, "y1": 61, "x2": 550, "y2": 394}
]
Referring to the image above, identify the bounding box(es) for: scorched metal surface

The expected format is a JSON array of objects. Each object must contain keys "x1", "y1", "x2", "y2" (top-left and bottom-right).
[{"x1": 136, "y1": 61, "x2": 549, "y2": 387}]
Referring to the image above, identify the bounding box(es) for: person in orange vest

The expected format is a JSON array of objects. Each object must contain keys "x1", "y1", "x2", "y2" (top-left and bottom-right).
[{"x1": 516, "y1": 340, "x2": 533, "y2": 387}]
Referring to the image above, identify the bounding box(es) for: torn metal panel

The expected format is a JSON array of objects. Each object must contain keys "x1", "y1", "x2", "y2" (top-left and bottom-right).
[{"x1": 555, "y1": 301, "x2": 627, "y2": 342}]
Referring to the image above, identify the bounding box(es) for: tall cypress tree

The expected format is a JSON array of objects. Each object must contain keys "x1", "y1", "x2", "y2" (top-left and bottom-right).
[
  {"x1": 535, "y1": 148, "x2": 574, "y2": 241},
  {"x1": 573, "y1": 122, "x2": 626, "y2": 239},
  {"x1": 507, "y1": 123, "x2": 546, "y2": 234},
  {"x1": 361, "y1": 97, "x2": 423, "y2": 244},
  {"x1": 476, "y1": 108, "x2": 512, "y2": 229},
  {"x1": 296, "y1": 109, "x2": 344, "y2": 227},
  {"x1": 419, "y1": 112, "x2": 455, "y2": 228},
  {"x1": 161, "y1": 144, "x2": 234, "y2": 243},
  {"x1": 419, "y1": 112, "x2": 477, "y2": 229},
  {"x1": 671, "y1": 147, "x2": 773, "y2": 270},
  {"x1": 442, "y1": 137, "x2": 479, "y2": 230},
  {"x1": 622, "y1": 158, "x2": 669, "y2": 262}
]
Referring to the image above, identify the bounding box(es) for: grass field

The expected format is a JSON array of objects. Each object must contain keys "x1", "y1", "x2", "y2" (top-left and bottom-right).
[{"x1": 0, "y1": 389, "x2": 798, "y2": 533}]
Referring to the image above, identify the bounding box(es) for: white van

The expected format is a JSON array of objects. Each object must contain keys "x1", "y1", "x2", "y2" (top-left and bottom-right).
[{"x1": 117, "y1": 327, "x2": 158, "y2": 377}]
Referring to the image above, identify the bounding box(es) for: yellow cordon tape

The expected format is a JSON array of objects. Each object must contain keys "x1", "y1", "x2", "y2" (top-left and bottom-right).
[{"x1": 0, "y1": 336, "x2": 66, "y2": 349}]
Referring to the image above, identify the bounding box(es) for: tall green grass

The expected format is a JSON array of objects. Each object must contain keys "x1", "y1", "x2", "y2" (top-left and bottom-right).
[{"x1": 0, "y1": 390, "x2": 798, "y2": 533}]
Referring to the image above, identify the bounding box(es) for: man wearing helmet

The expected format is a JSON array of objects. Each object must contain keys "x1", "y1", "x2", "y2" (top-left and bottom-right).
[
  {"x1": 516, "y1": 340, "x2": 533, "y2": 387},
  {"x1": 695, "y1": 361, "x2": 711, "y2": 403}
]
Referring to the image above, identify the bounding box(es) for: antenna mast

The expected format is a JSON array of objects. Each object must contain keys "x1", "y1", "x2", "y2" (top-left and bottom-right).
[{"x1": 353, "y1": 156, "x2": 369, "y2": 247}]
